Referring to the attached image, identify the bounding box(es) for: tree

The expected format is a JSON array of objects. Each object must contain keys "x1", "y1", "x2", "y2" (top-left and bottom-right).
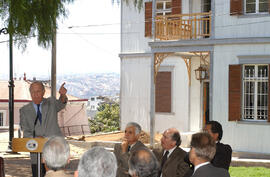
[
  {"x1": 89, "y1": 103, "x2": 120, "y2": 133},
  {"x1": 0, "y1": 0, "x2": 74, "y2": 48},
  {"x1": 112, "y1": 0, "x2": 143, "y2": 11}
]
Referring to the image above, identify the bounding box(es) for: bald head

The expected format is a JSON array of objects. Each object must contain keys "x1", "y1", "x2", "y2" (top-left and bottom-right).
[
  {"x1": 161, "y1": 128, "x2": 181, "y2": 150},
  {"x1": 128, "y1": 148, "x2": 159, "y2": 177}
]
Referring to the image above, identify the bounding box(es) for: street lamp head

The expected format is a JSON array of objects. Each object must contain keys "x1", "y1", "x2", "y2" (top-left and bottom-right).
[
  {"x1": 195, "y1": 65, "x2": 208, "y2": 82},
  {"x1": 0, "y1": 28, "x2": 8, "y2": 35}
]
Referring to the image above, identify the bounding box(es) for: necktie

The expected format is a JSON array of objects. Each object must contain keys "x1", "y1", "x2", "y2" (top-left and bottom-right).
[
  {"x1": 127, "y1": 145, "x2": 131, "y2": 152},
  {"x1": 37, "y1": 104, "x2": 42, "y2": 124},
  {"x1": 158, "y1": 150, "x2": 169, "y2": 177}
]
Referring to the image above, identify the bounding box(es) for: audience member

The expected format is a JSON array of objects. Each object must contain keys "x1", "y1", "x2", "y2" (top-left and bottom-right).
[
  {"x1": 114, "y1": 122, "x2": 147, "y2": 177},
  {"x1": 75, "y1": 146, "x2": 117, "y2": 177},
  {"x1": 153, "y1": 128, "x2": 189, "y2": 177},
  {"x1": 205, "y1": 121, "x2": 232, "y2": 170},
  {"x1": 189, "y1": 132, "x2": 230, "y2": 177},
  {"x1": 42, "y1": 136, "x2": 72, "y2": 177},
  {"x1": 128, "y1": 147, "x2": 159, "y2": 177}
]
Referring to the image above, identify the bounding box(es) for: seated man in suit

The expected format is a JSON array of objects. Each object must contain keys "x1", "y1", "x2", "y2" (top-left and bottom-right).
[
  {"x1": 114, "y1": 122, "x2": 147, "y2": 177},
  {"x1": 42, "y1": 136, "x2": 72, "y2": 177},
  {"x1": 153, "y1": 128, "x2": 189, "y2": 177},
  {"x1": 189, "y1": 132, "x2": 230, "y2": 177},
  {"x1": 75, "y1": 146, "x2": 117, "y2": 177},
  {"x1": 204, "y1": 121, "x2": 232, "y2": 170},
  {"x1": 128, "y1": 147, "x2": 159, "y2": 177}
]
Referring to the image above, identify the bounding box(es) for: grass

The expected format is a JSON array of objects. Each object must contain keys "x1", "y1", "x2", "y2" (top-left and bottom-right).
[{"x1": 229, "y1": 167, "x2": 270, "y2": 177}]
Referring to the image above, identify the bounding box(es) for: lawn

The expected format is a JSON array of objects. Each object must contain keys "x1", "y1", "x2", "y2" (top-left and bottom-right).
[{"x1": 229, "y1": 167, "x2": 270, "y2": 177}]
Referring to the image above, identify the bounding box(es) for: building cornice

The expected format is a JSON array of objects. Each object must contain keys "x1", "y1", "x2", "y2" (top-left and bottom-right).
[{"x1": 149, "y1": 37, "x2": 270, "y2": 53}]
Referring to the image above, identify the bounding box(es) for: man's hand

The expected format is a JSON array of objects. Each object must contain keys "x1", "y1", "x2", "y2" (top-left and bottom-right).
[
  {"x1": 121, "y1": 138, "x2": 129, "y2": 153},
  {"x1": 59, "y1": 82, "x2": 67, "y2": 95}
]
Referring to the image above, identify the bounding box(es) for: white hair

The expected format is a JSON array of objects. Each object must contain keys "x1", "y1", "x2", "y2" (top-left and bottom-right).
[
  {"x1": 78, "y1": 146, "x2": 117, "y2": 177},
  {"x1": 126, "y1": 122, "x2": 142, "y2": 135},
  {"x1": 42, "y1": 136, "x2": 70, "y2": 171}
]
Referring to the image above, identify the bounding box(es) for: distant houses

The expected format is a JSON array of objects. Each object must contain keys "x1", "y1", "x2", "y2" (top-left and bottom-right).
[{"x1": 87, "y1": 95, "x2": 120, "y2": 120}]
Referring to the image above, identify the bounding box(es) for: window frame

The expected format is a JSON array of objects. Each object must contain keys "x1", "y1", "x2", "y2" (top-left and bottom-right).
[
  {"x1": 241, "y1": 64, "x2": 269, "y2": 121},
  {"x1": 0, "y1": 110, "x2": 6, "y2": 127},
  {"x1": 244, "y1": 0, "x2": 269, "y2": 14},
  {"x1": 156, "y1": 0, "x2": 172, "y2": 16}
]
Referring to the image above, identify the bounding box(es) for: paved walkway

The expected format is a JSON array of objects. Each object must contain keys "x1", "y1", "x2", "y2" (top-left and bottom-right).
[{"x1": 1, "y1": 130, "x2": 270, "y2": 176}]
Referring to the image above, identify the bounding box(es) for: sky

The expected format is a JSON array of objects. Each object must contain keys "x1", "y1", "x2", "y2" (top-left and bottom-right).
[{"x1": 0, "y1": 0, "x2": 120, "y2": 79}]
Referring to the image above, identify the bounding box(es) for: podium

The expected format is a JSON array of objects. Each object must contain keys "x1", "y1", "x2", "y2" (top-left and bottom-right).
[{"x1": 12, "y1": 138, "x2": 48, "y2": 177}]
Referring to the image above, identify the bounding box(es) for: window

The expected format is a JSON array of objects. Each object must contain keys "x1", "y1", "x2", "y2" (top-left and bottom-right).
[
  {"x1": 155, "y1": 71, "x2": 172, "y2": 113},
  {"x1": 0, "y1": 112, "x2": 4, "y2": 126},
  {"x1": 242, "y1": 65, "x2": 268, "y2": 120},
  {"x1": 245, "y1": 0, "x2": 269, "y2": 14},
  {"x1": 156, "y1": 1, "x2": 172, "y2": 16},
  {"x1": 91, "y1": 97, "x2": 95, "y2": 101}
]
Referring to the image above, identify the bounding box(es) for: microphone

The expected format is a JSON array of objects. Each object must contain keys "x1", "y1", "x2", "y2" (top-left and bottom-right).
[{"x1": 33, "y1": 115, "x2": 39, "y2": 138}]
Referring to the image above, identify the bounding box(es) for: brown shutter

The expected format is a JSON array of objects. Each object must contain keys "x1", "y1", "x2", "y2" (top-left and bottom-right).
[
  {"x1": 155, "y1": 72, "x2": 172, "y2": 113},
  {"x1": 145, "y1": 2, "x2": 152, "y2": 37},
  {"x1": 230, "y1": 0, "x2": 243, "y2": 15},
  {"x1": 172, "y1": 0, "x2": 181, "y2": 14},
  {"x1": 268, "y1": 64, "x2": 270, "y2": 122},
  {"x1": 269, "y1": 0, "x2": 270, "y2": 13},
  {"x1": 229, "y1": 65, "x2": 242, "y2": 121}
]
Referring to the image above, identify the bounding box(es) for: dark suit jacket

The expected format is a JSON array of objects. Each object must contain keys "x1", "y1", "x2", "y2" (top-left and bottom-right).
[
  {"x1": 184, "y1": 142, "x2": 232, "y2": 177},
  {"x1": 192, "y1": 163, "x2": 230, "y2": 177},
  {"x1": 212, "y1": 142, "x2": 232, "y2": 170},
  {"x1": 114, "y1": 141, "x2": 146, "y2": 177},
  {"x1": 153, "y1": 147, "x2": 189, "y2": 177},
  {"x1": 20, "y1": 97, "x2": 66, "y2": 138}
]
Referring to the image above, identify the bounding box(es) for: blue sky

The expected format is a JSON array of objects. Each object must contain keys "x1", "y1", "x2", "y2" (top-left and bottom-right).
[{"x1": 0, "y1": 0, "x2": 120, "y2": 79}]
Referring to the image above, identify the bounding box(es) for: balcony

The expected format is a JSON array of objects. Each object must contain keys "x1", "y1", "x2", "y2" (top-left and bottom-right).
[{"x1": 155, "y1": 12, "x2": 211, "y2": 41}]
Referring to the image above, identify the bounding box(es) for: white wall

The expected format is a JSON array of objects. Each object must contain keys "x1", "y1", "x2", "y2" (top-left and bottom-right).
[
  {"x1": 121, "y1": 2, "x2": 152, "y2": 53},
  {"x1": 189, "y1": 56, "x2": 202, "y2": 131},
  {"x1": 214, "y1": 0, "x2": 270, "y2": 38},
  {"x1": 120, "y1": 56, "x2": 151, "y2": 132},
  {"x1": 155, "y1": 56, "x2": 189, "y2": 133},
  {"x1": 121, "y1": 54, "x2": 198, "y2": 133},
  {"x1": 212, "y1": 43, "x2": 270, "y2": 153}
]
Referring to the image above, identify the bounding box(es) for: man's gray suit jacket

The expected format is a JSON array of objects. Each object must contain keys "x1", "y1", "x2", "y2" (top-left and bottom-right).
[
  {"x1": 20, "y1": 97, "x2": 67, "y2": 164},
  {"x1": 20, "y1": 97, "x2": 66, "y2": 138},
  {"x1": 192, "y1": 163, "x2": 230, "y2": 177},
  {"x1": 114, "y1": 141, "x2": 146, "y2": 177}
]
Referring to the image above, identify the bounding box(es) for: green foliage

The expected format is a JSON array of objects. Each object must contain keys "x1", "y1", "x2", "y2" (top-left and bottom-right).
[
  {"x1": 113, "y1": 0, "x2": 143, "y2": 11},
  {"x1": 89, "y1": 103, "x2": 120, "y2": 134},
  {"x1": 229, "y1": 167, "x2": 270, "y2": 177},
  {"x1": 0, "y1": 0, "x2": 74, "y2": 48}
]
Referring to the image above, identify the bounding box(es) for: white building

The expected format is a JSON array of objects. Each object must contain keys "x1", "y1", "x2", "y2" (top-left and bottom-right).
[{"x1": 119, "y1": 0, "x2": 270, "y2": 154}]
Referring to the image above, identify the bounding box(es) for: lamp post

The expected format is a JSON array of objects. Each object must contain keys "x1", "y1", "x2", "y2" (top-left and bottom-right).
[{"x1": 1, "y1": 27, "x2": 14, "y2": 151}]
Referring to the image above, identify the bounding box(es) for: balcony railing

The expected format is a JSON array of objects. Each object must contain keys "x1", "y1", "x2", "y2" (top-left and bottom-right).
[{"x1": 155, "y1": 12, "x2": 211, "y2": 40}]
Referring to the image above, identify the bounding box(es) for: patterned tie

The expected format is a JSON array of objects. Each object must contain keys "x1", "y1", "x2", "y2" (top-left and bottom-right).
[
  {"x1": 37, "y1": 104, "x2": 42, "y2": 124},
  {"x1": 158, "y1": 150, "x2": 169, "y2": 177}
]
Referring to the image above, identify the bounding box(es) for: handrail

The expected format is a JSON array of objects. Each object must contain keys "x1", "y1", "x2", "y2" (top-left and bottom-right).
[{"x1": 155, "y1": 11, "x2": 211, "y2": 40}]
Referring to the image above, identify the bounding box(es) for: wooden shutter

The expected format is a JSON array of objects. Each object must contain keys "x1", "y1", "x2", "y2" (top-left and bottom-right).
[
  {"x1": 229, "y1": 65, "x2": 242, "y2": 121},
  {"x1": 269, "y1": 0, "x2": 270, "y2": 13},
  {"x1": 230, "y1": 0, "x2": 243, "y2": 15},
  {"x1": 172, "y1": 0, "x2": 181, "y2": 14},
  {"x1": 268, "y1": 64, "x2": 270, "y2": 122},
  {"x1": 155, "y1": 72, "x2": 172, "y2": 113},
  {"x1": 145, "y1": 2, "x2": 152, "y2": 37}
]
